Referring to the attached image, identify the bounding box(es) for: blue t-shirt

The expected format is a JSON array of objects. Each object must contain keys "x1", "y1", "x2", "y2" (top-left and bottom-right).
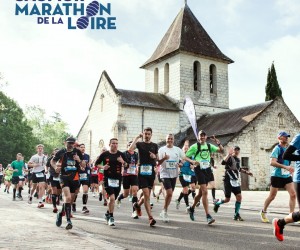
[
  {"x1": 290, "y1": 134, "x2": 300, "y2": 183},
  {"x1": 179, "y1": 161, "x2": 195, "y2": 176},
  {"x1": 270, "y1": 145, "x2": 290, "y2": 178}
]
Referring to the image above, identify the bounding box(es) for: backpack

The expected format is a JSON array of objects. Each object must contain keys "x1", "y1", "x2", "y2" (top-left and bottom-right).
[{"x1": 194, "y1": 142, "x2": 212, "y2": 158}]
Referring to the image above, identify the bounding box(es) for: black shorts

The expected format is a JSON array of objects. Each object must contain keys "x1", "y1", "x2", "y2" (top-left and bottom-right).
[
  {"x1": 224, "y1": 179, "x2": 241, "y2": 198},
  {"x1": 27, "y1": 172, "x2": 32, "y2": 182},
  {"x1": 179, "y1": 175, "x2": 197, "y2": 187},
  {"x1": 138, "y1": 175, "x2": 155, "y2": 189},
  {"x1": 271, "y1": 176, "x2": 293, "y2": 188},
  {"x1": 90, "y1": 175, "x2": 99, "y2": 184},
  {"x1": 122, "y1": 175, "x2": 138, "y2": 189},
  {"x1": 161, "y1": 177, "x2": 177, "y2": 191},
  {"x1": 12, "y1": 176, "x2": 20, "y2": 185},
  {"x1": 80, "y1": 180, "x2": 90, "y2": 187},
  {"x1": 195, "y1": 167, "x2": 213, "y2": 185},
  {"x1": 104, "y1": 177, "x2": 121, "y2": 197},
  {"x1": 60, "y1": 176, "x2": 79, "y2": 193},
  {"x1": 31, "y1": 172, "x2": 45, "y2": 184},
  {"x1": 50, "y1": 176, "x2": 61, "y2": 189}
]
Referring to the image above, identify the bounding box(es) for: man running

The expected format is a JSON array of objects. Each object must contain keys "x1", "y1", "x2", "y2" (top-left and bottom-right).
[
  {"x1": 186, "y1": 130, "x2": 223, "y2": 224},
  {"x1": 272, "y1": 133, "x2": 300, "y2": 241},
  {"x1": 28, "y1": 144, "x2": 48, "y2": 208},
  {"x1": 95, "y1": 138, "x2": 127, "y2": 227},
  {"x1": 116, "y1": 141, "x2": 139, "y2": 219},
  {"x1": 260, "y1": 132, "x2": 295, "y2": 223},
  {"x1": 129, "y1": 127, "x2": 158, "y2": 226},
  {"x1": 11, "y1": 153, "x2": 25, "y2": 201},
  {"x1": 52, "y1": 137, "x2": 86, "y2": 230},
  {"x1": 213, "y1": 146, "x2": 253, "y2": 221},
  {"x1": 4, "y1": 164, "x2": 13, "y2": 194},
  {"x1": 158, "y1": 134, "x2": 185, "y2": 222}
]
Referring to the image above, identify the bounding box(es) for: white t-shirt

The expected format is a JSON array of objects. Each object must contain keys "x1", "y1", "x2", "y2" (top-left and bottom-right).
[
  {"x1": 159, "y1": 146, "x2": 185, "y2": 178},
  {"x1": 29, "y1": 154, "x2": 47, "y2": 173}
]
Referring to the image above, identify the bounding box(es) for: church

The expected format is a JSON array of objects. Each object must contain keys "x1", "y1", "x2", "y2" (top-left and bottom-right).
[{"x1": 77, "y1": 3, "x2": 300, "y2": 190}]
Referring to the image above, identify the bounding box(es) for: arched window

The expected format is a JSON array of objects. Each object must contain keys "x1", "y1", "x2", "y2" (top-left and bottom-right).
[
  {"x1": 193, "y1": 61, "x2": 201, "y2": 91},
  {"x1": 154, "y1": 68, "x2": 159, "y2": 93},
  {"x1": 99, "y1": 139, "x2": 104, "y2": 149},
  {"x1": 278, "y1": 113, "x2": 285, "y2": 126},
  {"x1": 209, "y1": 64, "x2": 217, "y2": 94},
  {"x1": 164, "y1": 63, "x2": 169, "y2": 94}
]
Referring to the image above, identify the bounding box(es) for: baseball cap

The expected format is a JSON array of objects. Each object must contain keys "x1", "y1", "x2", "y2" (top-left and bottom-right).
[
  {"x1": 277, "y1": 131, "x2": 290, "y2": 138},
  {"x1": 234, "y1": 146, "x2": 240, "y2": 151},
  {"x1": 198, "y1": 130, "x2": 206, "y2": 135},
  {"x1": 65, "y1": 137, "x2": 76, "y2": 143}
]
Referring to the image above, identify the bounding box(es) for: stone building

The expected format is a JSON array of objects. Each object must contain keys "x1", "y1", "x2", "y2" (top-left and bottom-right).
[{"x1": 77, "y1": 3, "x2": 300, "y2": 190}]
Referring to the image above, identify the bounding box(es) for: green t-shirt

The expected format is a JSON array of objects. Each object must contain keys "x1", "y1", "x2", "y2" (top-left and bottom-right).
[
  {"x1": 186, "y1": 143, "x2": 218, "y2": 167},
  {"x1": 11, "y1": 160, "x2": 24, "y2": 177},
  {"x1": 5, "y1": 169, "x2": 13, "y2": 179}
]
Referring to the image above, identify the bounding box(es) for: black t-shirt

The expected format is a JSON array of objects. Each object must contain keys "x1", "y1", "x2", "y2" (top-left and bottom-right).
[
  {"x1": 53, "y1": 148, "x2": 83, "y2": 178},
  {"x1": 136, "y1": 141, "x2": 158, "y2": 177},
  {"x1": 221, "y1": 156, "x2": 241, "y2": 180},
  {"x1": 95, "y1": 150, "x2": 127, "y2": 179}
]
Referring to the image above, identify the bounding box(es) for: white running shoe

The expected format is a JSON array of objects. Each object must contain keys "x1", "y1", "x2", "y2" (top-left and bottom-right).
[{"x1": 160, "y1": 210, "x2": 169, "y2": 223}]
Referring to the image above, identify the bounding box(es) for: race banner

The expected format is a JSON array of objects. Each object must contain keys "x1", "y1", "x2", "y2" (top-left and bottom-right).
[{"x1": 183, "y1": 97, "x2": 198, "y2": 139}]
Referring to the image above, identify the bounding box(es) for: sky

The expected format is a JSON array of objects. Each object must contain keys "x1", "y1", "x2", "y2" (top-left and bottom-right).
[{"x1": 0, "y1": 0, "x2": 300, "y2": 135}]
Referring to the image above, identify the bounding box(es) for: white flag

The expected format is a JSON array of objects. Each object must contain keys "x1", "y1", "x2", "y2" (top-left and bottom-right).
[{"x1": 183, "y1": 97, "x2": 198, "y2": 139}]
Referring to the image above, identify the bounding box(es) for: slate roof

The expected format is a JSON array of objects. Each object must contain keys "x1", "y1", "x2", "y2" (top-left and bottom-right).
[
  {"x1": 117, "y1": 89, "x2": 180, "y2": 111},
  {"x1": 141, "y1": 4, "x2": 233, "y2": 68},
  {"x1": 173, "y1": 100, "x2": 274, "y2": 147}
]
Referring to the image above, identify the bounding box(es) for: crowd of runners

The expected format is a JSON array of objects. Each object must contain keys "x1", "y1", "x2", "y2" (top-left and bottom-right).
[{"x1": 1, "y1": 128, "x2": 300, "y2": 242}]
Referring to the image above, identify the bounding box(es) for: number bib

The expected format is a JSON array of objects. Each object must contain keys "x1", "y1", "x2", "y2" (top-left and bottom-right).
[
  {"x1": 53, "y1": 176, "x2": 60, "y2": 181},
  {"x1": 80, "y1": 173, "x2": 88, "y2": 180},
  {"x1": 108, "y1": 178, "x2": 119, "y2": 188},
  {"x1": 65, "y1": 160, "x2": 76, "y2": 171},
  {"x1": 166, "y1": 160, "x2": 177, "y2": 169},
  {"x1": 140, "y1": 165, "x2": 153, "y2": 175},
  {"x1": 281, "y1": 168, "x2": 290, "y2": 176},
  {"x1": 230, "y1": 179, "x2": 240, "y2": 187},
  {"x1": 35, "y1": 172, "x2": 44, "y2": 178},
  {"x1": 200, "y1": 161, "x2": 210, "y2": 169},
  {"x1": 183, "y1": 174, "x2": 192, "y2": 182},
  {"x1": 127, "y1": 164, "x2": 136, "y2": 175}
]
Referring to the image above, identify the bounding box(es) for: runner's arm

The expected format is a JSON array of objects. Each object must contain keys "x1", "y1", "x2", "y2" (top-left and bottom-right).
[{"x1": 283, "y1": 145, "x2": 300, "y2": 161}]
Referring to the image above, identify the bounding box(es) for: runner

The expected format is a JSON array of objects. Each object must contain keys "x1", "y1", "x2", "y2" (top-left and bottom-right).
[
  {"x1": 186, "y1": 130, "x2": 223, "y2": 224},
  {"x1": 260, "y1": 132, "x2": 295, "y2": 223},
  {"x1": 158, "y1": 134, "x2": 185, "y2": 222},
  {"x1": 52, "y1": 137, "x2": 86, "y2": 230},
  {"x1": 116, "y1": 141, "x2": 139, "y2": 219},
  {"x1": 95, "y1": 138, "x2": 127, "y2": 227},
  {"x1": 97, "y1": 147, "x2": 108, "y2": 206},
  {"x1": 128, "y1": 127, "x2": 158, "y2": 226},
  {"x1": 4, "y1": 164, "x2": 13, "y2": 194},
  {"x1": 90, "y1": 162, "x2": 100, "y2": 198},
  {"x1": 213, "y1": 146, "x2": 253, "y2": 221},
  {"x1": 272, "y1": 133, "x2": 300, "y2": 241},
  {"x1": 11, "y1": 153, "x2": 25, "y2": 201},
  {"x1": 155, "y1": 164, "x2": 165, "y2": 202},
  {"x1": 28, "y1": 144, "x2": 48, "y2": 208},
  {"x1": 0, "y1": 164, "x2": 3, "y2": 188}
]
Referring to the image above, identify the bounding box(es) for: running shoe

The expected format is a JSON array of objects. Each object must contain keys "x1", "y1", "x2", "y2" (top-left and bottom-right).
[
  {"x1": 260, "y1": 210, "x2": 269, "y2": 223},
  {"x1": 186, "y1": 206, "x2": 190, "y2": 214},
  {"x1": 53, "y1": 207, "x2": 58, "y2": 213},
  {"x1": 104, "y1": 213, "x2": 110, "y2": 225},
  {"x1": 188, "y1": 207, "x2": 195, "y2": 221},
  {"x1": 176, "y1": 200, "x2": 180, "y2": 209},
  {"x1": 133, "y1": 202, "x2": 142, "y2": 217},
  {"x1": 213, "y1": 198, "x2": 219, "y2": 204},
  {"x1": 82, "y1": 206, "x2": 89, "y2": 214},
  {"x1": 56, "y1": 212, "x2": 63, "y2": 227},
  {"x1": 213, "y1": 204, "x2": 220, "y2": 213},
  {"x1": 117, "y1": 200, "x2": 121, "y2": 209},
  {"x1": 131, "y1": 211, "x2": 138, "y2": 219},
  {"x1": 99, "y1": 193, "x2": 102, "y2": 201},
  {"x1": 18, "y1": 196, "x2": 23, "y2": 201},
  {"x1": 72, "y1": 203, "x2": 76, "y2": 212},
  {"x1": 160, "y1": 210, "x2": 169, "y2": 223},
  {"x1": 37, "y1": 203, "x2": 44, "y2": 208},
  {"x1": 233, "y1": 213, "x2": 244, "y2": 221},
  {"x1": 207, "y1": 214, "x2": 215, "y2": 225},
  {"x1": 272, "y1": 218, "x2": 284, "y2": 241},
  {"x1": 92, "y1": 192, "x2": 95, "y2": 197},
  {"x1": 28, "y1": 197, "x2": 32, "y2": 204},
  {"x1": 7, "y1": 190, "x2": 9, "y2": 194},
  {"x1": 34, "y1": 192, "x2": 38, "y2": 198},
  {"x1": 65, "y1": 221, "x2": 73, "y2": 230},
  {"x1": 196, "y1": 201, "x2": 200, "y2": 207},
  {"x1": 108, "y1": 217, "x2": 115, "y2": 227},
  {"x1": 149, "y1": 217, "x2": 156, "y2": 227}
]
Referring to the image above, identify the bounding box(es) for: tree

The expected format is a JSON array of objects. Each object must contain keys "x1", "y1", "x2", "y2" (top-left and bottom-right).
[
  {"x1": 25, "y1": 105, "x2": 70, "y2": 154},
  {"x1": 265, "y1": 62, "x2": 282, "y2": 101},
  {"x1": 0, "y1": 91, "x2": 36, "y2": 166}
]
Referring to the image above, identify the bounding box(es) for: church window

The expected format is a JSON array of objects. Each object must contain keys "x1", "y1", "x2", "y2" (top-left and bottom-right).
[
  {"x1": 209, "y1": 64, "x2": 217, "y2": 94},
  {"x1": 164, "y1": 63, "x2": 169, "y2": 94},
  {"x1": 278, "y1": 113, "x2": 285, "y2": 126},
  {"x1": 99, "y1": 139, "x2": 104, "y2": 149},
  {"x1": 193, "y1": 61, "x2": 201, "y2": 91},
  {"x1": 154, "y1": 68, "x2": 159, "y2": 93}
]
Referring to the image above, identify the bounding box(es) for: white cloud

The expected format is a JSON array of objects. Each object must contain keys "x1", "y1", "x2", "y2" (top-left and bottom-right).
[{"x1": 275, "y1": 0, "x2": 300, "y2": 27}]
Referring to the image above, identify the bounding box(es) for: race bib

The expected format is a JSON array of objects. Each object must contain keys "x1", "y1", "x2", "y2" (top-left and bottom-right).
[
  {"x1": 166, "y1": 160, "x2": 177, "y2": 169},
  {"x1": 108, "y1": 178, "x2": 119, "y2": 188},
  {"x1": 53, "y1": 176, "x2": 60, "y2": 181},
  {"x1": 140, "y1": 165, "x2": 152, "y2": 175},
  {"x1": 281, "y1": 168, "x2": 290, "y2": 176},
  {"x1": 200, "y1": 161, "x2": 210, "y2": 169},
  {"x1": 127, "y1": 164, "x2": 136, "y2": 175},
  {"x1": 35, "y1": 172, "x2": 44, "y2": 178},
  {"x1": 230, "y1": 179, "x2": 240, "y2": 187},
  {"x1": 80, "y1": 173, "x2": 88, "y2": 180},
  {"x1": 19, "y1": 175, "x2": 24, "y2": 179},
  {"x1": 183, "y1": 174, "x2": 192, "y2": 182},
  {"x1": 65, "y1": 166, "x2": 77, "y2": 171}
]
